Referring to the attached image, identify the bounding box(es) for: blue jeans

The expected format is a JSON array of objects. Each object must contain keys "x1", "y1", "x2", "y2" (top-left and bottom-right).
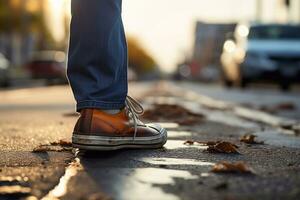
[{"x1": 67, "y1": 0, "x2": 128, "y2": 111}]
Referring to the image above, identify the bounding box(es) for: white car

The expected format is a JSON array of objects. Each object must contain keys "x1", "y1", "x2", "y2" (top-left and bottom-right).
[{"x1": 221, "y1": 23, "x2": 300, "y2": 90}]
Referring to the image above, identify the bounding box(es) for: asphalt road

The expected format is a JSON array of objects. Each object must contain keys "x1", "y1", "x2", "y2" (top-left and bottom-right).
[
  {"x1": 178, "y1": 82, "x2": 300, "y2": 120},
  {"x1": 0, "y1": 81, "x2": 300, "y2": 200}
]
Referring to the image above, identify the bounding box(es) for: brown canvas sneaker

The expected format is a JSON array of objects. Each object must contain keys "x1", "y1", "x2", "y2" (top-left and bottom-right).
[{"x1": 72, "y1": 96, "x2": 167, "y2": 150}]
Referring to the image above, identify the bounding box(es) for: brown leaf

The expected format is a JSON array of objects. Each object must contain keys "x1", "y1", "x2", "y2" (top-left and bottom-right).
[
  {"x1": 184, "y1": 140, "x2": 220, "y2": 146},
  {"x1": 207, "y1": 142, "x2": 239, "y2": 154},
  {"x1": 258, "y1": 105, "x2": 277, "y2": 114},
  {"x1": 183, "y1": 140, "x2": 195, "y2": 145},
  {"x1": 32, "y1": 145, "x2": 61, "y2": 153},
  {"x1": 87, "y1": 193, "x2": 113, "y2": 200},
  {"x1": 142, "y1": 104, "x2": 204, "y2": 125},
  {"x1": 32, "y1": 143, "x2": 72, "y2": 153},
  {"x1": 197, "y1": 141, "x2": 220, "y2": 146},
  {"x1": 63, "y1": 112, "x2": 80, "y2": 117},
  {"x1": 240, "y1": 102, "x2": 296, "y2": 114},
  {"x1": 276, "y1": 102, "x2": 296, "y2": 110},
  {"x1": 211, "y1": 161, "x2": 254, "y2": 174},
  {"x1": 240, "y1": 134, "x2": 264, "y2": 144},
  {"x1": 213, "y1": 182, "x2": 228, "y2": 190},
  {"x1": 33, "y1": 145, "x2": 64, "y2": 153},
  {"x1": 176, "y1": 117, "x2": 202, "y2": 126},
  {"x1": 50, "y1": 139, "x2": 72, "y2": 147}
]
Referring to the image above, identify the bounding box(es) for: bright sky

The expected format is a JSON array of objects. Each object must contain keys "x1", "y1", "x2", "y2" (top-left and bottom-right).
[
  {"x1": 122, "y1": 0, "x2": 257, "y2": 72},
  {"x1": 46, "y1": 0, "x2": 68, "y2": 42},
  {"x1": 49, "y1": 0, "x2": 286, "y2": 73}
]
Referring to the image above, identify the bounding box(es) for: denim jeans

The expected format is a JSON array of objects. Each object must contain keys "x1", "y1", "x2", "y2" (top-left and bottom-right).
[{"x1": 67, "y1": 0, "x2": 128, "y2": 111}]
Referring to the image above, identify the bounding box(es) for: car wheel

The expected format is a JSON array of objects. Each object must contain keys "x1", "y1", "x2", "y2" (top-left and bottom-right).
[
  {"x1": 60, "y1": 78, "x2": 69, "y2": 85},
  {"x1": 280, "y1": 82, "x2": 291, "y2": 92},
  {"x1": 0, "y1": 79, "x2": 10, "y2": 88},
  {"x1": 237, "y1": 78, "x2": 248, "y2": 89},
  {"x1": 222, "y1": 78, "x2": 233, "y2": 88},
  {"x1": 46, "y1": 79, "x2": 55, "y2": 86},
  {"x1": 221, "y1": 70, "x2": 233, "y2": 88},
  {"x1": 237, "y1": 65, "x2": 248, "y2": 89}
]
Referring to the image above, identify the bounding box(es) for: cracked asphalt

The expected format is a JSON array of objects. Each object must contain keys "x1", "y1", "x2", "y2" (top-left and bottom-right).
[{"x1": 0, "y1": 81, "x2": 300, "y2": 200}]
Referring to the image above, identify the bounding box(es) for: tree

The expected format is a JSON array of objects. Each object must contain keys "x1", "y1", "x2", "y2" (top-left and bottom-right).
[
  {"x1": 0, "y1": 0, "x2": 53, "y2": 47},
  {"x1": 0, "y1": 0, "x2": 38, "y2": 32},
  {"x1": 127, "y1": 37, "x2": 157, "y2": 74}
]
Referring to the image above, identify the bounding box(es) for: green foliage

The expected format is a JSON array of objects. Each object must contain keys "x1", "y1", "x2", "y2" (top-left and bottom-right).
[
  {"x1": 0, "y1": 0, "x2": 54, "y2": 49},
  {"x1": 0, "y1": 0, "x2": 44, "y2": 32},
  {"x1": 0, "y1": 1, "x2": 11, "y2": 31}
]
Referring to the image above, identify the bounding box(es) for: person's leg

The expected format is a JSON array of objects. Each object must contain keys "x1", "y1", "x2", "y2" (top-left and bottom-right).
[
  {"x1": 68, "y1": 0, "x2": 167, "y2": 150},
  {"x1": 67, "y1": 0, "x2": 128, "y2": 112}
]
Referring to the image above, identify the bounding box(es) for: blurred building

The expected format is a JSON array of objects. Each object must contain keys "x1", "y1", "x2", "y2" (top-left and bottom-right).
[
  {"x1": 176, "y1": 0, "x2": 300, "y2": 81},
  {"x1": 256, "y1": 0, "x2": 300, "y2": 23},
  {"x1": 289, "y1": 0, "x2": 300, "y2": 22},
  {"x1": 193, "y1": 22, "x2": 236, "y2": 68},
  {"x1": 178, "y1": 22, "x2": 235, "y2": 81}
]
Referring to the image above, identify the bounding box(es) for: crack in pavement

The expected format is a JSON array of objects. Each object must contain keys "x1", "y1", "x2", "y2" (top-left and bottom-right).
[{"x1": 41, "y1": 158, "x2": 82, "y2": 200}]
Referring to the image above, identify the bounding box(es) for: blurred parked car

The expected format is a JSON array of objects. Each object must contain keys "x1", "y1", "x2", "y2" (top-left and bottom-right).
[
  {"x1": 0, "y1": 53, "x2": 10, "y2": 87},
  {"x1": 26, "y1": 51, "x2": 67, "y2": 85},
  {"x1": 221, "y1": 24, "x2": 300, "y2": 90}
]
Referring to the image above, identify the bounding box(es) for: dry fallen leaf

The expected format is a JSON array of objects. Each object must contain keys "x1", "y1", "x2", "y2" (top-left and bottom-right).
[
  {"x1": 142, "y1": 104, "x2": 204, "y2": 125},
  {"x1": 211, "y1": 161, "x2": 253, "y2": 174},
  {"x1": 63, "y1": 112, "x2": 80, "y2": 117},
  {"x1": 294, "y1": 125, "x2": 300, "y2": 136},
  {"x1": 240, "y1": 134, "x2": 264, "y2": 144},
  {"x1": 183, "y1": 140, "x2": 195, "y2": 145},
  {"x1": 50, "y1": 139, "x2": 72, "y2": 147},
  {"x1": 176, "y1": 118, "x2": 202, "y2": 126},
  {"x1": 87, "y1": 192, "x2": 113, "y2": 200},
  {"x1": 32, "y1": 145, "x2": 66, "y2": 153},
  {"x1": 184, "y1": 140, "x2": 220, "y2": 146},
  {"x1": 207, "y1": 141, "x2": 239, "y2": 154},
  {"x1": 32, "y1": 140, "x2": 73, "y2": 153},
  {"x1": 184, "y1": 140, "x2": 239, "y2": 153},
  {"x1": 258, "y1": 105, "x2": 277, "y2": 114},
  {"x1": 32, "y1": 145, "x2": 53, "y2": 153},
  {"x1": 276, "y1": 102, "x2": 296, "y2": 110},
  {"x1": 197, "y1": 141, "x2": 220, "y2": 146},
  {"x1": 213, "y1": 182, "x2": 228, "y2": 190},
  {"x1": 241, "y1": 102, "x2": 296, "y2": 114}
]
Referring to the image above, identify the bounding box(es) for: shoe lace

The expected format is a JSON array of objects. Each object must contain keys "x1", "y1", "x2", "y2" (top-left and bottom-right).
[{"x1": 125, "y1": 96, "x2": 144, "y2": 140}]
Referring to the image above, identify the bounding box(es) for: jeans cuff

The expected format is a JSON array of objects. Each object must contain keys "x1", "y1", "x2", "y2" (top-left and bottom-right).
[{"x1": 76, "y1": 100, "x2": 125, "y2": 112}]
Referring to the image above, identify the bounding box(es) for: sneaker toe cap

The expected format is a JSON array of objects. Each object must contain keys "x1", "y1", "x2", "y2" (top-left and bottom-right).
[{"x1": 146, "y1": 123, "x2": 165, "y2": 133}]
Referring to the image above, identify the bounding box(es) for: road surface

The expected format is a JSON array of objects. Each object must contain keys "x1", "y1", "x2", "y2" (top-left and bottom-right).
[{"x1": 0, "y1": 81, "x2": 300, "y2": 200}]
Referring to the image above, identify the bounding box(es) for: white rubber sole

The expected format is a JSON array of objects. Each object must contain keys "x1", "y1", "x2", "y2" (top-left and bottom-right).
[{"x1": 72, "y1": 128, "x2": 167, "y2": 151}]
